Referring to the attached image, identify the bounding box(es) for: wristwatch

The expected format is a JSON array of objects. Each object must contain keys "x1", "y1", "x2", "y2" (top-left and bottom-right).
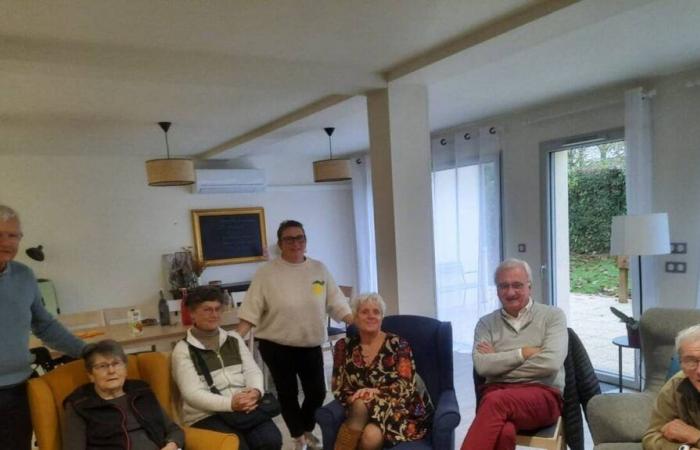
[{"x1": 678, "y1": 444, "x2": 690, "y2": 450}]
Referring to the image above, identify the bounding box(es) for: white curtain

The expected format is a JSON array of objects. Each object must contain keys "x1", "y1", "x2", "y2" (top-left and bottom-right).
[
  {"x1": 624, "y1": 87, "x2": 658, "y2": 314},
  {"x1": 431, "y1": 126, "x2": 502, "y2": 352},
  {"x1": 351, "y1": 155, "x2": 378, "y2": 294}
]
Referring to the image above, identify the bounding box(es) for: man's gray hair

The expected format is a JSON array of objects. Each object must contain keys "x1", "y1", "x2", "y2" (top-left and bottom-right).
[
  {"x1": 675, "y1": 324, "x2": 700, "y2": 354},
  {"x1": 0, "y1": 205, "x2": 19, "y2": 223},
  {"x1": 350, "y1": 292, "x2": 386, "y2": 318},
  {"x1": 494, "y1": 258, "x2": 533, "y2": 285}
]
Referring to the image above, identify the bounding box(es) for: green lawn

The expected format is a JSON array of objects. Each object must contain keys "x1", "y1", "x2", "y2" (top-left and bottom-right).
[{"x1": 570, "y1": 254, "x2": 619, "y2": 296}]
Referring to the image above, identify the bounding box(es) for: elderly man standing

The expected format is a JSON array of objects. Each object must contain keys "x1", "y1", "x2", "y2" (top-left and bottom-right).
[
  {"x1": 0, "y1": 205, "x2": 85, "y2": 450},
  {"x1": 643, "y1": 324, "x2": 700, "y2": 450},
  {"x1": 461, "y1": 258, "x2": 568, "y2": 450}
]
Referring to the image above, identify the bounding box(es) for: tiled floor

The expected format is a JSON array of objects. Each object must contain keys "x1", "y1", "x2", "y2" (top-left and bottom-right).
[{"x1": 569, "y1": 293, "x2": 635, "y2": 378}]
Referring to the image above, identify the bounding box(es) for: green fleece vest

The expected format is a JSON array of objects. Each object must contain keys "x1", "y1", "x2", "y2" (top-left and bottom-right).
[{"x1": 187, "y1": 335, "x2": 242, "y2": 376}]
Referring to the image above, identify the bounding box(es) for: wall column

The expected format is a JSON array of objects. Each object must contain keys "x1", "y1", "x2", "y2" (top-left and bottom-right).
[{"x1": 366, "y1": 84, "x2": 436, "y2": 317}]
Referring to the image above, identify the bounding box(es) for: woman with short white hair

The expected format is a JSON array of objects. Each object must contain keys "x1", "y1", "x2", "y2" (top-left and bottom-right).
[{"x1": 331, "y1": 293, "x2": 433, "y2": 450}]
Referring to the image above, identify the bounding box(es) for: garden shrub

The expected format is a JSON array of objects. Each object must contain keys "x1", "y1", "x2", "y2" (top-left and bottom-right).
[{"x1": 569, "y1": 167, "x2": 626, "y2": 254}]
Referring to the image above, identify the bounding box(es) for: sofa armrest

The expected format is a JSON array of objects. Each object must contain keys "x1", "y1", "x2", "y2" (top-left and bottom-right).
[
  {"x1": 587, "y1": 392, "x2": 655, "y2": 445},
  {"x1": 432, "y1": 389, "x2": 461, "y2": 450},
  {"x1": 28, "y1": 377, "x2": 61, "y2": 450},
  {"x1": 315, "y1": 400, "x2": 346, "y2": 449},
  {"x1": 184, "y1": 426, "x2": 239, "y2": 450}
]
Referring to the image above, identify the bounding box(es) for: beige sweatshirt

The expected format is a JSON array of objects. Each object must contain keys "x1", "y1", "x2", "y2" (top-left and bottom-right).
[{"x1": 239, "y1": 257, "x2": 351, "y2": 347}]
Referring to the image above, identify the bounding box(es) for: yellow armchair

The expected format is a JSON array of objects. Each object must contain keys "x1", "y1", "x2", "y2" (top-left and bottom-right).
[{"x1": 27, "y1": 352, "x2": 239, "y2": 450}]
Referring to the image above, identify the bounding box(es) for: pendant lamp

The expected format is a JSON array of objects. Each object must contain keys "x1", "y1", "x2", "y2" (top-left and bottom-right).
[
  {"x1": 145, "y1": 122, "x2": 195, "y2": 186},
  {"x1": 313, "y1": 127, "x2": 351, "y2": 182}
]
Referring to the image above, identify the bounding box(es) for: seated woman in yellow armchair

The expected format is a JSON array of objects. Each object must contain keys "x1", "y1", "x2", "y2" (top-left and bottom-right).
[{"x1": 62, "y1": 340, "x2": 184, "y2": 450}]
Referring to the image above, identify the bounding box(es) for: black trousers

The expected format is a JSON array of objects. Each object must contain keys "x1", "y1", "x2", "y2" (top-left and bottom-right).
[
  {"x1": 192, "y1": 414, "x2": 281, "y2": 450},
  {"x1": 0, "y1": 382, "x2": 31, "y2": 450},
  {"x1": 257, "y1": 339, "x2": 326, "y2": 438}
]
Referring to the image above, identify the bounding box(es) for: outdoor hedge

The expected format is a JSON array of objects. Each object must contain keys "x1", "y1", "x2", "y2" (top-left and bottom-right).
[{"x1": 569, "y1": 167, "x2": 626, "y2": 254}]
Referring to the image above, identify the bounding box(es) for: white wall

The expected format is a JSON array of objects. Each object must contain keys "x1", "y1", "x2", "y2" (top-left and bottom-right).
[
  {"x1": 0, "y1": 154, "x2": 357, "y2": 312},
  {"x1": 652, "y1": 69, "x2": 700, "y2": 308},
  {"x1": 457, "y1": 66, "x2": 700, "y2": 307}
]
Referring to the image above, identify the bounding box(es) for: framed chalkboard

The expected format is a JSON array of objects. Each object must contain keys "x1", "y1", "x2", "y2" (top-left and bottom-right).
[{"x1": 191, "y1": 207, "x2": 267, "y2": 266}]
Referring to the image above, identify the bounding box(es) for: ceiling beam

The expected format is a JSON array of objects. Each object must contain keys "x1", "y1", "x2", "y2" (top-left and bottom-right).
[
  {"x1": 383, "y1": 0, "x2": 581, "y2": 82},
  {"x1": 195, "y1": 94, "x2": 353, "y2": 159}
]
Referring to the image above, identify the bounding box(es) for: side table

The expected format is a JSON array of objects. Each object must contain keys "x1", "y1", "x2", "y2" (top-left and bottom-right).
[{"x1": 612, "y1": 335, "x2": 640, "y2": 392}]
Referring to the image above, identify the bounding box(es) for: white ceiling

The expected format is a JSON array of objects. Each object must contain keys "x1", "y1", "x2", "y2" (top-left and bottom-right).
[{"x1": 1, "y1": 0, "x2": 700, "y2": 164}]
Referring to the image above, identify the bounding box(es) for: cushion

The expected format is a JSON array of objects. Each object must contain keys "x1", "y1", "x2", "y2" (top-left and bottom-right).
[{"x1": 666, "y1": 354, "x2": 681, "y2": 380}]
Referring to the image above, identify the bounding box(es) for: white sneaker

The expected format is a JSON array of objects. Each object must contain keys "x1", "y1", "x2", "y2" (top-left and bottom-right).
[
  {"x1": 304, "y1": 431, "x2": 322, "y2": 450},
  {"x1": 293, "y1": 436, "x2": 308, "y2": 450}
]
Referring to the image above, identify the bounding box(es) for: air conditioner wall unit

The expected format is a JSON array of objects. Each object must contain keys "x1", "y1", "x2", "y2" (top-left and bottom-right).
[{"x1": 193, "y1": 169, "x2": 267, "y2": 194}]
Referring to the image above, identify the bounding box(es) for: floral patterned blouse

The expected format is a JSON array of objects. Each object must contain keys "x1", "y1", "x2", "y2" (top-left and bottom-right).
[{"x1": 332, "y1": 332, "x2": 433, "y2": 445}]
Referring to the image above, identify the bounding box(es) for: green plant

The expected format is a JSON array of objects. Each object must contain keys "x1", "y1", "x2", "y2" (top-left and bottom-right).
[
  {"x1": 568, "y1": 167, "x2": 626, "y2": 254},
  {"x1": 610, "y1": 306, "x2": 639, "y2": 330}
]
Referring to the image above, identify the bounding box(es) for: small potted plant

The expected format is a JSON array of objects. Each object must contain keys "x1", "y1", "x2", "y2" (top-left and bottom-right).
[
  {"x1": 610, "y1": 306, "x2": 640, "y2": 347},
  {"x1": 168, "y1": 248, "x2": 205, "y2": 299}
]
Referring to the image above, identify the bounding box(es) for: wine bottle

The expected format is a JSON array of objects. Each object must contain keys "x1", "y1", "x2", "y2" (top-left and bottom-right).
[{"x1": 158, "y1": 290, "x2": 171, "y2": 326}]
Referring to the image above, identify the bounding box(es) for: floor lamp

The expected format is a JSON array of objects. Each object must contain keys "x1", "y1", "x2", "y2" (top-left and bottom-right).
[
  {"x1": 610, "y1": 213, "x2": 670, "y2": 389},
  {"x1": 610, "y1": 213, "x2": 670, "y2": 315}
]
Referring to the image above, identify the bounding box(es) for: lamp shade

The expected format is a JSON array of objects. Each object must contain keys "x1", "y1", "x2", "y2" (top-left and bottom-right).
[
  {"x1": 313, "y1": 158, "x2": 351, "y2": 182},
  {"x1": 145, "y1": 158, "x2": 195, "y2": 186},
  {"x1": 26, "y1": 245, "x2": 45, "y2": 261},
  {"x1": 610, "y1": 213, "x2": 670, "y2": 256}
]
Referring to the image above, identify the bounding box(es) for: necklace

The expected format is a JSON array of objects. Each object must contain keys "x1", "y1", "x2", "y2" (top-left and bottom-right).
[{"x1": 360, "y1": 332, "x2": 384, "y2": 365}]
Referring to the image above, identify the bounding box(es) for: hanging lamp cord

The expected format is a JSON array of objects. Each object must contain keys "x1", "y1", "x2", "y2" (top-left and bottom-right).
[{"x1": 164, "y1": 131, "x2": 171, "y2": 159}]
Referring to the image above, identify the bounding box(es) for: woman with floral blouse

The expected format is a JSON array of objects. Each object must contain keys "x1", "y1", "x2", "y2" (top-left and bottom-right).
[{"x1": 331, "y1": 293, "x2": 433, "y2": 450}]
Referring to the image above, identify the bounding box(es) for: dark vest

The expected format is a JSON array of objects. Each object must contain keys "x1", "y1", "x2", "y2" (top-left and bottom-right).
[{"x1": 64, "y1": 379, "x2": 167, "y2": 450}]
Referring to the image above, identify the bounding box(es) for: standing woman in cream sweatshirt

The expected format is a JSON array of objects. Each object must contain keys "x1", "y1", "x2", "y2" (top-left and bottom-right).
[{"x1": 237, "y1": 220, "x2": 353, "y2": 450}]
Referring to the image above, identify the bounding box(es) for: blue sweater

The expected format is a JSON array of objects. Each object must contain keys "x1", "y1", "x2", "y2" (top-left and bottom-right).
[{"x1": 0, "y1": 261, "x2": 84, "y2": 386}]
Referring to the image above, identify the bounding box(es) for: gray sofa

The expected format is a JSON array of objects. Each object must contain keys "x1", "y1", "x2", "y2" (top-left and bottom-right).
[{"x1": 587, "y1": 308, "x2": 700, "y2": 450}]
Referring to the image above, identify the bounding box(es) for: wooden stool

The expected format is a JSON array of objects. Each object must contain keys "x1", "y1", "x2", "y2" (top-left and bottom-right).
[{"x1": 515, "y1": 416, "x2": 565, "y2": 450}]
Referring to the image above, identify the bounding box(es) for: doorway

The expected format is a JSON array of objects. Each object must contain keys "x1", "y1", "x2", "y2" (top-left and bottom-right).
[{"x1": 541, "y1": 128, "x2": 639, "y2": 388}]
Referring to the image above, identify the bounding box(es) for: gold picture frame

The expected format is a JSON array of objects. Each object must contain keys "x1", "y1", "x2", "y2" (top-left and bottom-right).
[{"x1": 191, "y1": 207, "x2": 267, "y2": 266}]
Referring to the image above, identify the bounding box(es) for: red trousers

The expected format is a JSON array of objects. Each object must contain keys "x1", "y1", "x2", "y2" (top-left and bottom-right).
[{"x1": 461, "y1": 383, "x2": 562, "y2": 450}]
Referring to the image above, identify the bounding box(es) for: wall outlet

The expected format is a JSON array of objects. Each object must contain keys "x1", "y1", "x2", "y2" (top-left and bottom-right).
[
  {"x1": 518, "y1": 243, "x2": 526, "y2": 253},
  {"x1": 665, "y1": 261, "x2": 687, "y2": 273},
  {"x1": 671, "y1": 242, "x2": 688, "y2": 254}
]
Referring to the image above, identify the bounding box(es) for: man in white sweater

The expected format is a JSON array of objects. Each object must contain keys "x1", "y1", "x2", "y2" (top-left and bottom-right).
[
  {"x1": 461, "y1": 258, "x2": 568, "y2": 450},
  {"x1": 237, "y1": 220, "x2": 353, "y2": 450}
]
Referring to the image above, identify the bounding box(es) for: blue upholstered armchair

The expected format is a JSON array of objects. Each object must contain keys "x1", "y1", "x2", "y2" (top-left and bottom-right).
[{"x1": 315, "y1": 315, "x2": 460, "y2": 449}]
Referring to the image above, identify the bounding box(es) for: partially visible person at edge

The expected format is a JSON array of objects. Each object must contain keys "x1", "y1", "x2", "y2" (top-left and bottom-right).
[
  {"x1": 0, "y1": 204, "x2": 85, "y2": 450},
  {"x1": 172, "y1": 285, "x2": 282, "y2": 450},
  {"x1": 643, "y1": 324, "x2": 700, "y2": 450},
  {"x1": 461, "y1": 258, "x2": 568, "y2": 450},
  {"x1": 236, "y1": 219, "x2": 353, "y2": 450},
  {"x1": 62, "y1": 340, "x2": 184, "y2": 450},
  {"x1": 332, "y1": 293, "x2": 433, "y2": 450}
]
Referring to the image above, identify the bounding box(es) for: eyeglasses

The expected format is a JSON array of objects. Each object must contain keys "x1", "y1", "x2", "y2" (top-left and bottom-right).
[
  {"x1": 197, "y1": 306, "x2": 222, "y2": 315},
  {"x1": 0, "y1": 231, "x2": 23, "y2": 242},
  {"x1": 496, "y1": 282, "x2": 527, "y2": 291},
  {"x1": 280, "y1": 234, "x2": 306, "y2": 244},
  {"x1": 681, "y1": 357, "x2": 700, "y2": 370},
  {"x1": 91, "y1": 360, "x2": 126, "y2": 372}
]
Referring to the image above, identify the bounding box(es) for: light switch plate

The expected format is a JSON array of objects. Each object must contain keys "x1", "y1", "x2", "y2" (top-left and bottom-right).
[
  {"x1": 665, "y1": 261, "x2": 687, "y2": 273},
  {"x1": 671, "y1": 242, "x2": 687, "y2": 254},
  {"x1": 518, "y1": 243, "x2": 526, "y2": 253}
]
